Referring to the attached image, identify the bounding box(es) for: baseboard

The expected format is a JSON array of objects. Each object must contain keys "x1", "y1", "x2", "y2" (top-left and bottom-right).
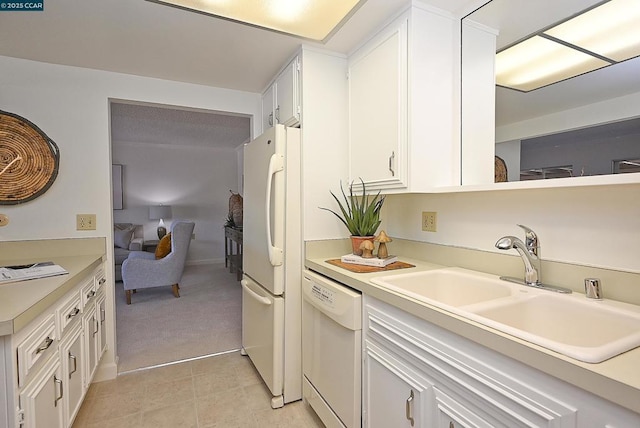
[
  {"x1": 93, "y1": 356, "x2": 119, "y2": 382},
  {"x1": 186, "y1": 258, "x2": 224, "y2": 266}
]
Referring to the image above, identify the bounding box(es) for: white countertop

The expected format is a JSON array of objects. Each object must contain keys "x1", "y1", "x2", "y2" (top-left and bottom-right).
[
  {"x1": 305, "y1": 254, "x2": 640, "y2": 416},
  {"x1": 0, "y1": 238, "x2": 106, "y2": 335}
]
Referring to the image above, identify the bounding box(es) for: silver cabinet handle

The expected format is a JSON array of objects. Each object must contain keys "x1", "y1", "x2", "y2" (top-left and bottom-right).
[
  {"x1": 36, "y1": 337, "x2": 54, "y2": 354},
  {"x1": 268, "y1": 112, "x2": 273, "y2": 126},
  {"x1": 389, "y1": 151, "x2": 395, "y2": 176},
  {"x1": 98, "y1": 277, "x2": 106, "y2": 286},
  {"x1": 93, "y1": 318, "x2": 99, "y2": 337},
  {"x1": 69, "y1": 353, "x2": 77, "y2": 378},
  {"x1": 275, "y1": 106, "x2": 280, "y2": 123},
  {"x1": 54, "y1": 375, "x2": 63, "y2": 407},
  {"x1": 406, "y1": 389, "x2": 415, "y2": 426},
  {"x1": 100, "y1": 307, "x2": 106, "y2": 324},
  {"x1": 87, "y1": 290, "x2": 96, "y2": 299},
  {"x1": 67, "y1": 307, "x2": 80, "y2": 319}
]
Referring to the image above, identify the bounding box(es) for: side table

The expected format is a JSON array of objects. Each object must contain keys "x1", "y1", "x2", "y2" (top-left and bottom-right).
[
  {"x1": 143, "y1": 240, "x2": 159, "y2": 253},
  {"x1": 224, "y1": 227, "x2": 243, "y2": 281}
]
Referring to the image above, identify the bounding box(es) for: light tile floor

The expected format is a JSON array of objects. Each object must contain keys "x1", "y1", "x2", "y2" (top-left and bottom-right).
[{"x1": 72, "y1": 351, "x2": 325, "y2": 428}]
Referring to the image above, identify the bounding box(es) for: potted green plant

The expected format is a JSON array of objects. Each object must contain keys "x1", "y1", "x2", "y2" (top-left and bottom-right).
[{"x1": 320, "y1": 179, "x2": 385, "y2": 255}]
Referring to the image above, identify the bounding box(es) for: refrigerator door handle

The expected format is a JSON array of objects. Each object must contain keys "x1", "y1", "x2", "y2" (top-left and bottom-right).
[
  {"x1": 241, "y1": 279, "x2": 273, "y2": 306},
  {"x1": 266, "y1": 153, "x2": 284, "y2": 267}
]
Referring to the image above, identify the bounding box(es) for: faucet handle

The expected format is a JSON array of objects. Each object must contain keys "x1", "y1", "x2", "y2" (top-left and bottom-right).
[{"x1": 517, "y1": 224, "x2": 539, "y2": 255}]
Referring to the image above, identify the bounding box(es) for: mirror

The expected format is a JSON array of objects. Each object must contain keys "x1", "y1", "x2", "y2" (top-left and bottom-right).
[{"x1": 461, "y1": 0, "x2": 640, "y2": 186}]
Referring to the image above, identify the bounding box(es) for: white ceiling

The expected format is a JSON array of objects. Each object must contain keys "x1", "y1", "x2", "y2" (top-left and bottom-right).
[
  {"x1": 0, "y1": 0, "x2": 477, "y2": 148},
  {"x1": 0, "y1": 0, "x2": 476, "y2": 92},
  {"x1": 4, "y1": 0, "x2": 635, "y2": 142},
  {"x1": 110, "y1": 102, "x2": 252, "y2": 149}
]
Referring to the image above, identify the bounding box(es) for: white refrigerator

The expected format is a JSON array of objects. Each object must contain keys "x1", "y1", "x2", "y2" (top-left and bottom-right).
[{"x1": 241, "y1": 124, "x2": 302, "y2": 409}]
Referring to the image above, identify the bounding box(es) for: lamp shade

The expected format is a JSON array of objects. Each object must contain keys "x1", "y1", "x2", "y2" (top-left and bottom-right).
[{"x1": 149, "y1": 205, "x2": 172, "y2": 220}]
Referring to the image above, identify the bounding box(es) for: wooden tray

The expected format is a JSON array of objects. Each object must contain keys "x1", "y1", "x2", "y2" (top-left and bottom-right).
[{"x1": 326, "y1": 259, "x2": 415, "y2": 273}]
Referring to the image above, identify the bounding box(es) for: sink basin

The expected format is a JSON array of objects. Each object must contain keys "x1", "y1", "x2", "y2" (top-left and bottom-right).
[
  {"x1": 370, "y1": 268, "x2": 513, "y2": 307},
  {"x1": 470, "y1": 294, "x2": 640, "y2": 363},
  {"x1": 370, "y1": 267, "x2": 640, "y2": 363}
]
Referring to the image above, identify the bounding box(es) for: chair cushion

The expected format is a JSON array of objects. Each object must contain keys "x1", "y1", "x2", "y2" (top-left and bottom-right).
[
  {"x1": 114, "y1": 226, "x2": 134, "y2": 249},
  {"x1": 114, "y1": 247, "x2": 131, "y2": 265},
  {"x1": 155, "y1": 233, "x2": 172, "y2": 259}
]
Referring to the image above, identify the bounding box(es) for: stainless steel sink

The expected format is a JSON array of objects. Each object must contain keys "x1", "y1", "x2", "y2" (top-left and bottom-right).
[{"x1": 370, "y1": 267, "x2": 640, "y2": 363}]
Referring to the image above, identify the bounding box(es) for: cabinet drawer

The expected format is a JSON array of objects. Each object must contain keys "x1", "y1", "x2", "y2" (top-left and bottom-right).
[
  {"x1": 95, "y1": 267, "x2": 106, "y2": 292},
  {"x1": 56, "y1": 290, "x2": 82, "y2": 338},
  {"x1": 17, "y1": 314, "x2": 57, "y2": 387},
  {"x1": 81, "y1": 276, "x2": 96, "y2": 307}
]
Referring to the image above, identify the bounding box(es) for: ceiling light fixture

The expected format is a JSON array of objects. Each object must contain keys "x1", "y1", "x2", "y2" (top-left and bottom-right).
[
  {"x1": 496, "y1": 0, "x2": 640, "y2": 92},
  {"x1": 146, "y1": 0, "x2": 365, "y2": 42}
]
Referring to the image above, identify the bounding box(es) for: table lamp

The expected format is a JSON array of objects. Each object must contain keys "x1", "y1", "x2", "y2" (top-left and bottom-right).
[{"x1": 149, "y1": 205, "x2": 172, "y2": 239}]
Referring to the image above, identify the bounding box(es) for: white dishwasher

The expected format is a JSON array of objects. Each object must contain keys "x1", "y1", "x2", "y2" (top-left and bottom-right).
[{"x1": 302, "y1": 270, "x2": 362, "y2": 428}]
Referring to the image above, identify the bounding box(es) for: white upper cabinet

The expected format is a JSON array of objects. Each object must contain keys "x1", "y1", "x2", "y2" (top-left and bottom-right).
[
  {"x1": 348, "y1": 5, "x2": 457, "y2": 192},
  {"x1": 262, "y1": 55, "x2": 300, "y2": 132}
]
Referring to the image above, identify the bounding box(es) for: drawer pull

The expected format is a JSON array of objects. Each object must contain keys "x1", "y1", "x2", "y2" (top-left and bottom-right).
[
  {"x1": 69, "y1": 353, "x2": 77, "y2": 378},
  {"x1": 406, "y1": 389, "x2": 415, "y2": 427},
  {"x1": 35, "y1": 337, "x2": 54, "y2": 354},
  {"x1": 98, "y1": 277, "x2": 106, "y2": 285},
  {"x1": 66, "y1": 307, "x2": 80, "y2": 319},
  {"x1": 54, "y1": 375, "x2": 63, "y2": 407},
  {"x1": 93, "y1": 319, "x2": 99, "y2": 337},
  {"x1": 100, "y1": 307, "x2": 106, "y2": 324},
  {"x1": 87, "y1": 290, "x2": 96, "y2": 299}
]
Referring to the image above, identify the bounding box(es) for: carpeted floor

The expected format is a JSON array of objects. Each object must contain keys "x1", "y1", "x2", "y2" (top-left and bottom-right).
[{"x1": 115, "y1": 263, "x2": 242, "y2": 373}]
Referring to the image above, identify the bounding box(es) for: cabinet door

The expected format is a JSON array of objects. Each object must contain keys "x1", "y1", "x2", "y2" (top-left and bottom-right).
[
  {"x1": 363, "y1": 341, "x2": 430, "y2": 428},
  {"x1": 275, "y1": 56, "x2": 300, "y2": 127},
  {"x1": 97, "y1": 291, "x2": 107, "y2": 358},
  {"x1": 83, "y1": 303, "x2": 99, "y2": 386},
  {"x1": 262, "y1": 84, "x2": 276, "y2": 132},
  {"x1": 60, "y1": 322, "x2": 84, "y2": 427},
  {"x1": 349, "y1": 17, "x2": 407, "y2": 189},
  {"x1": 432, "y1": 387, "x2": 496, "y2": 428},
  {"x1": 19, "y1": 354, "x2": 64, "y2": 428}
]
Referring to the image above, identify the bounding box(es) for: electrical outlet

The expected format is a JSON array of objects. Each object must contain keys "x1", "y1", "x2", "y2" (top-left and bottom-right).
[
  {"x1": 422, "y1": 211, "x2": 437, "y2": 232},
  {"x1": 76, "y1": 214, "x2": 96, "y2": 230},
  {"x1": 0, "y1": 214, "x2": 8, "y2": 227}
]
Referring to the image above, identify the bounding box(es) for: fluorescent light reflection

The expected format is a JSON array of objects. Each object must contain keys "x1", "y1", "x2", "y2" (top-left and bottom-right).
[
  {"x1": 545, "y1": 0, "x2": 640, "y2": 61},
  {"x1": 495, "y1": 0, "x2": 640, "y2": 92},
  {"x1": 496, "y1": 37, "x2": 609, "y2": 92}
]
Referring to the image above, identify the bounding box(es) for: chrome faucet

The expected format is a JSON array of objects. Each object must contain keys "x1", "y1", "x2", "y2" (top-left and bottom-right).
[
  {"x1": 495, "y1": 224, "x2": 541, "y2": 285},
  {"x1": 495, "y1": 224, "x2": 571, "y2": 293}
]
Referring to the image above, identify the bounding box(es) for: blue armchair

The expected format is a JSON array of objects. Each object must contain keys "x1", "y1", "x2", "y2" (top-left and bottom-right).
[{"x1": 121, "y1": 220, "x2": 195, "y2": 304}]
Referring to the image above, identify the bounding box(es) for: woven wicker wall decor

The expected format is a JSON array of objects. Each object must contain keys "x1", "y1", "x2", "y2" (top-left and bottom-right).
[{"x1": 0, "y1": 110, "x2": 60, "y2": 205}]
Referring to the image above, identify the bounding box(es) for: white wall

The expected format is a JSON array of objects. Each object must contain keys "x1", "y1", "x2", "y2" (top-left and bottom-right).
[
  {"x1": 385, "y1": 184, "x2": 640, "y2": 273},
  {"x1": 496, "y1": 91, "x2": 640, "y2": 143},
  {"x1": 112, "y1": 140, "x2": 240, "y2": 263},
  {"x1": 0, "y1": 54, "x2": 261, "y2": 379}
]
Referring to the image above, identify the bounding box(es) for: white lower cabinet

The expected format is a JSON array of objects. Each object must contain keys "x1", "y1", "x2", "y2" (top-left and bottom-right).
[
  {"x1": 59, "y1": 320, "x2": 84, "y2": 427},
  {"x1": 364, "y1": 340, "x2": 430, "y2": 427},
  {"x1": 2, "y1": 263, "x2": 107, "y2": 428},
  {"x1": 96, "y1": 290, "x2": 107, "y2": 360},
  {"x1": 83, "y1": 301, "x2": 99, "y2": 386},
  {"x1": 18, "y1": 353, "x2": 64, "y2": 428},
  {"x1": 363, "y1": 295, "x2": 640, "y2": 428}
]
